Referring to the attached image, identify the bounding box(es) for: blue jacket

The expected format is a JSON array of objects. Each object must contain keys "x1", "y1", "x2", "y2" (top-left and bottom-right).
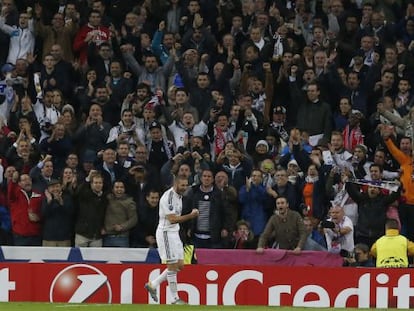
[
  {"x1": 151, "y1": 30, "x2": 170, "y2": 65},
  {"x1": 239, "y1": 184, "x2": 267, "y2": 236}
]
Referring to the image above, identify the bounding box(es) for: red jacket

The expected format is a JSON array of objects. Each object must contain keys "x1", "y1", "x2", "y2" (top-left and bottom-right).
[
  {"x1": 73, "y1": 24, "x2": 110, "y2": 65},
  {"x1": 7, "y1": 181, "x2": 42, "y2": 236}
]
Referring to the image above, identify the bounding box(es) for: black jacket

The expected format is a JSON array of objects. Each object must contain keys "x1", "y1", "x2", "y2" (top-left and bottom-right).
[
  {"x1": 41, "y1": 191, "x2": 75, "y2": 241},
  {"x1": 184, "y1": 185, "x2": 225, "y2": 245},
  {"x1": 346, "y1": 182, "x2": 400, "y2": 240},
  {"x1": 74, "y1": 183, "x2": 108, "y2": 239}
]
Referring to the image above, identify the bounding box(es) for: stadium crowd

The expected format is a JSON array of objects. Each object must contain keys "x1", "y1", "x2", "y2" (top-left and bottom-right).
[{"x1": 0, "y1": 0, "x2": 413, "y2": 264}]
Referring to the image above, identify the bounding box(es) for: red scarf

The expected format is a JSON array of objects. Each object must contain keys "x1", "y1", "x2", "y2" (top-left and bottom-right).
[
  {"x1": 215, "y1": 127, "x2": 226, "y2": 156},
  {"x1": 343, "y1": 125, "x2": 363, "y2": 151}
]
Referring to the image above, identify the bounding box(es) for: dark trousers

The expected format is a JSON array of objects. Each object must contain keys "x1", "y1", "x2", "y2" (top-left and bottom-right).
[
  {"x1": 399, "y1": 203, "x2": 414, "y2": 241},
  {"x1": 13, "y1": 234, "x2": 42, "y2": 246},
  {"x1": 193, "y1": 236, "x2": 222, "y2": 249}
]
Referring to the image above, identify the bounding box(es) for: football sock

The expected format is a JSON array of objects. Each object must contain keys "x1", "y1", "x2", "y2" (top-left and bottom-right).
[
  {"x1": 167, "y1": 270, "x2": 179, "y2": 301},
  {"x1": 151, "y1": 268, "x2": 168, "y2": 287}
]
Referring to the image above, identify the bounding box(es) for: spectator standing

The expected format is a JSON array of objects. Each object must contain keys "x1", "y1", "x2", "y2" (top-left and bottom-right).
[
  {"x1": 102, "y1": 180, "x2": 137, "y2": 247},
  {"x1": 41, "y1": 179, "x2": 74, "y2": 246},
  {"x1": 29, "y1": 154, "x2": 54, "y2": 193},
  {"x1": 133, "y1": 190, "x2": 160, "y2": 248},
  {"x1": 256, "y1": 196, "x2": 306, "y2": 253},
  {"x1": 0, "y1": 9, "x2": 34, "y2": 65},
  {"x1": 291, "y1": 80, "x2": 332, "y2": 146},
  {"x1": 346, "y1": 179, "x2": 400, "y2": 248},
  {"x1": 121, "y1": 44, "x2": 175, "y2": 93},
  {"x1": 382, "y1": 127, "x2": 414, "y2": 241},
  {"x1": 239, "y1": 169, "x2": 267, "y2": 237},
  {"x1": 371, "y1": 218, "x2": 414, "y2": 268},
  {"x1": 34, "y1": 5, "x2": 79, "y2": 62},
  {"x1": 74, "y1": 104, "x2": 111, "y2": 155},
  {"x1": 323, "y1": 205, "x2": 354, "y2": 254},
  {"x1": 214, "y1": 170, "x2": 239, "y2": 232},
  {"x1": 185, "y1": 169, "x2": 226, "y2": 248},
  {"x1": 73, "y1": 10, "x2": 110, "y2": 66},
  {"x1": 74, "y1": 171, "x2": 107, "y2": 247},
  {"x1": 8, "y1": 171, "x2": 42, "y2": 246},
  {"x1": 0, "y1": 0, "x2": 18, "y2": 64}
]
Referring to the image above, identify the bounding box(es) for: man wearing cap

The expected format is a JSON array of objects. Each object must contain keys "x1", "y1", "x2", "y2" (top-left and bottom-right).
[
  {"x1": 78, "y1": 150, "x2": 95, "y2": 180},
  {"x1": 42, "y1": 178, "x2": 74, "y2": 246},
  {"x1": 147, "y1": 120, "x2": 174, "y2": 172},
  {"x1": 268, "y1": 106, "x2": 289, "y2": 143}
]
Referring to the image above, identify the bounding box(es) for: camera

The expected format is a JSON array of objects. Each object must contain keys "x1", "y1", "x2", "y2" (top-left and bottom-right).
[
  {"x1": 340, "y1": 249, "x2": 357, "y2": 260},
  {"x1": 320, "y1": 220, "x2": 336, "y2": 229}
]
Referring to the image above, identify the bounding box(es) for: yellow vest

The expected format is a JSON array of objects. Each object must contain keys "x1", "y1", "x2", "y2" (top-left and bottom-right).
[{"x1": 376, "y1": 234, "x2": 409, "y2": 268}]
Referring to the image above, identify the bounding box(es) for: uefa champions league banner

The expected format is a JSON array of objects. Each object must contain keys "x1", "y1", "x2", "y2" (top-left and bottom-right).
[{"x1": 0, "y1": 263, "x2": 413, "y2": 308}]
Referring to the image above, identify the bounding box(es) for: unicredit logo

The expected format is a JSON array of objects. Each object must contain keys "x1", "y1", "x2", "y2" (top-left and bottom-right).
[{"x1": 49, "y1": 264, "x2": 112, "y2": 303}]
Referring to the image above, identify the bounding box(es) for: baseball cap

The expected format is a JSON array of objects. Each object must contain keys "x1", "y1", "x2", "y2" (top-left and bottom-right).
[
  {"x1": 82, "y1": 150, "x2": 97, "y2": 163},
  {"x1": 149, "y1": 121, "x2": 162, "y2": 130},
  {"x1": 47, "y1": 179, "x2": 60, "y2": 187},
  {"x1": 273, "y1": 106, "x2": 286, "y2": 114}
]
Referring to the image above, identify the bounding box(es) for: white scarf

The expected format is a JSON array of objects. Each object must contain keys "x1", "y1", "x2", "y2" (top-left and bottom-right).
[
  {"x1": 305, "y1": 175, "x2": 319, "y2": 183},
  {"x1": 254, "y1": 38, "x2": 265, "y2": 50}
]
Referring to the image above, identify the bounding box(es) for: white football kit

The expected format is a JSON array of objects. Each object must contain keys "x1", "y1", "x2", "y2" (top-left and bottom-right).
[{"x1": 156, "y1": 187, "x2": 184, "y2": 263}]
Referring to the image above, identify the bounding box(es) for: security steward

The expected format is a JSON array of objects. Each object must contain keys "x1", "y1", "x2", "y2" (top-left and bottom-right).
[{"x1": 370, "y1": 219, "x2": 414, "y2": 268}]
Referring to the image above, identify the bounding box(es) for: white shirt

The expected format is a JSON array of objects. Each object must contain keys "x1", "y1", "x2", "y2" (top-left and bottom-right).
[
  {"x1": 157, "y1": 187, "x2": 183, "y2": 232},
  {"x1": 168, "y1": 120, "x2": 207, "y2": 149},
  {"x1": 325, "y1": 215, "x2": 354, "y2": 253}
]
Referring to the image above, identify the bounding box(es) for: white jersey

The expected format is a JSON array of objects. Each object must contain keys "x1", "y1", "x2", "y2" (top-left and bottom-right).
[
  {"x1": 157, "y1": 187, "x2": 183, "y2": 232},
  {"x1": 325, "y1": 215, "x2": 354, "y2": 253}
]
